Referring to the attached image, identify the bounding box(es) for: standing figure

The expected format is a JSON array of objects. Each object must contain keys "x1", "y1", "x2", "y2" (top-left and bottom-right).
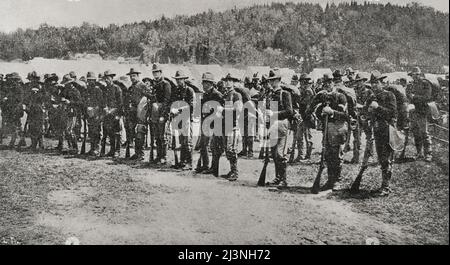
[
  {"x1": 1, "y1": 73, "x2": 24, "y2": 148},
  {"x1": 85, "y1": 72, "x2": 105, "y2": 156}
]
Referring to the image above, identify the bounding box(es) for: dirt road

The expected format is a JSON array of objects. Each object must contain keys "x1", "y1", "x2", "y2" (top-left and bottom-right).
[{"x1": 0, "y1": 135, "x2": 448, "y2": 245}]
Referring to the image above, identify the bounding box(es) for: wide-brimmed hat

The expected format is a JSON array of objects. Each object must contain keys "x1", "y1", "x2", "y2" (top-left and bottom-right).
[
  {"x1": 266, "y1": 69, "x2": 282, "y2": 81},
  {"x1": 61, "y1": 74, "x2": 74, "y2": 85},
  {"x1": 86, "y1": 72, "x2": 97, "y2": 80},
  {"x1": 408, "y1": 67, "x2": 422, "y2": 76},
  {"x1": 69, "y1": 71, "x2": 77, "y2": 79},
  {"x1": 354, "y1": 73, "x2": 368, "y2": 82},
  {"x1": 252, "y1": 72, "x2": 260, "y2": 80},
  {"x1": 222, "y1": 73, "x2": 241, "y2": 82},
  {"x1": 142, "y1": 77, "x2": 153, "y2": 83},
  {"x1": 152, "y1": 64, "x2": 163, "y2": 72},
  {"x1": 8, "y1": 72, "x2": 22, "y2": 81},
  {"x1": 103, "y1": 70, "x2": 116, "y2": 78},
  {"x1": 27, "y1": 71, "x2": 39, "y2": 80},
  {"x1": 369, "y1": 70, "x2": 387, "y2": 83},
  {"x1": 202, "y1": 72, "x2": 216, "y2": 83},
  {"x1": 291, "y1": 74, "x2": 299, "y2": 82},
  {"x1": 126, "y1": 68, "x2": 141, "y2": 76},
  {"x1": 173, "y1": 70, "x2": 189, "y2": 79}
]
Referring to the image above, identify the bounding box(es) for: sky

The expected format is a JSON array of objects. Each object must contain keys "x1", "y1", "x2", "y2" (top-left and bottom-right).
[{"x1": 0, "y1": 0, "x2": 448, "y2": 33}]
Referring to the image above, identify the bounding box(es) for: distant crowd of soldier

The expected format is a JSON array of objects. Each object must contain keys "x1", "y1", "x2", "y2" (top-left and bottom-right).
[{"x1": 0, "y1": 65, "x2": 448, "y2": 196}]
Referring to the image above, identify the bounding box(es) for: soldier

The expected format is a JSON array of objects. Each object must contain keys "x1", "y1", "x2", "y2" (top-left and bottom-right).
[
  {"x1": 296, "y1": 73, "x2": 314, "y2": 161},
  {"x1": 170, "y1": 70, "x2": 195, "y2": 170},
  {"x1": 84, "y1": 72, "x2": 105, "y2": 156},
  {"x1": 333, "y1": 70, "x2": 358, "y2": 163},
  {"x1": 0, "y1": 74, "x2": 5, "y2": 144},
  {"x1": 236, "y1": 80, "x2": 255, "y2": 158},
  {"x1": 20, "y1": 71, "x2": 43, "y2": 147},
  {"x1": 59, "y1": 74, "x2": 82, "y2": 154},
  {"x1": 310, "y1": 73, "x2": 349, "y2": 191},
  {"x1": 365, "y1": 71, "x2": 398, "y2": 196},
  {"x1": 1, "y1": 73, "x2": 24, "y2": 148},
  {"x1": 345, "y1": 67, "x2": 356, "y2": 87},
  {"x1": 25, "y1": 85, "x2": 46, "y2": 151},
  {"x1": 354, "y1": 74, "x2": 374, "y2": 161},
  {"x1": 265, "y1": 70, "x2": 294, "y2": 187},
  {"x1": 151, "y1": 64, "x2": 172, "y2": 165},
  {"x1": 100, "y1": 70, "x2": 123, "y2": 158},
  {"x1": 196, "y1": 72, "x2": 223, "y2": 173},
  {"x1": 212, "y1": 73, "x2": 243, "y2": 181},
  {"x1": 123, "y1": 68, "x2": 151, "y2": 161},
  {"x1": 406, "y1": 67, "x2": 433, "y2": 162}
]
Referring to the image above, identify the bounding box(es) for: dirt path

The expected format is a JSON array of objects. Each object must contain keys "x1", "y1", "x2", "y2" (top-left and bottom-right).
[{"x1": 0, "y1": 141, "x2": 423, "y2": 245}]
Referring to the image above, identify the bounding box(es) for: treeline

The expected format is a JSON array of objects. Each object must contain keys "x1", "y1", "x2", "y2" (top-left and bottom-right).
[{"x1": 0, "y1": 1, "x2": 448, "y2": 72}]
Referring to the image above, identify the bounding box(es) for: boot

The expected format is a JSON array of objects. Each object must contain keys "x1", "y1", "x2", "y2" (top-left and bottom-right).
[
  {"x1": 38, "y1": 136, "x2": 44, "y2": 150},
  {"x1": 321, "y1": 167, "x2": 336, "y2": 191},
  {"x1": 304, "y1": 142, "x2": 313, "y2": 160},
  {"x1": 114, "y1": 135, "x2": 121, "y2": 157},
  {"x1": 227, "y1": 158, "x2": 238, "y2": 181},
  {"x1": 267, "y1": 161, "x2": 282, "y2": 186},
  {"x1": 247, "y1": 137, "x2": 254, "y2": 158},
  {"x1": 9, "y1": 132, "x2": 17, "y2": 148},
  {"x1": 29, "y1": 138, "x2": 38, "y2": 151},
  {"x1": 375, "y1": 170, "x2": 392, "y2": 196},
  {"x1": 332, "y1": 167, "x2": 345, "y2": 191},
  {"x1": 99, "y1": 138, "x2": 106, "y2": 157},
  {"x1": 424, "y1": 143, "x2": 432, "y2": 162},
  {"x1": 350, "y1": 148, "x2": 360, "y2": 164},
  {"x1": 415, "y1": 144, "x2": 424, "y2": 160}
]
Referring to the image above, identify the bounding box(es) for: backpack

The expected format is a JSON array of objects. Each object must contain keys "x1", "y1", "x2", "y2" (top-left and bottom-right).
[
  {"x1": 423, "y1": 78, "x2": 442, "y2": 102},
  {"x1": 336, "y1": 85, "x2": 357, "y2": 119},
  {"x1": 384, "y1": 84, "x2": 408, "y2": 130}
]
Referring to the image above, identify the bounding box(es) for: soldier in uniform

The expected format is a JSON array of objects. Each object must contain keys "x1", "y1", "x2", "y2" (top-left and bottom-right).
[
  {"x1": 1, "y1": 73, "x2": 24, "y2": 148},
  {"x1": 236, "y1": 80, "x2": 255, "y2": 159},
  {"x1": 100, "y1": 70, "x2": 123, "y2": 158},
  {"x1": 123, "y1": 68, "x2": 151, "y2": 161},
  {"x1": 296, "y1": 73, "x2": 314, "y2": 161},
  {"x1": 151, "y1": 64, "x2": 172, "y2": 165},
  {"x1": 406, "y1": 67, "x2": 433, "y2": 162},
  {"x1": 170, "y1": 70, "x2": 195, "y2": 170},
  {"x1": 84, "y1": 72, "x2": 105, "y2": 156},
  {"x1": 365, "y1": 71, "x2": 398, "y2": 196},
  {"x1": 25, "y1": 83, "x2": 46, "y2": 151},
  {"x1": 212, "y1": 73, "x2": 243, "y2": 180},
  {"x1": 265, "y1": 70, "x2": 294, "y2": 187},
  {"x1": 196, "y1": 72, "x2": 223, "y2": 173},
  {"x1": 21, "y1": 71, "x2": 43, "y2": 147},
  {"x1": 333, "y1": 70, "x2": 359, "y2": 164},
  {"x1": 57, "y1": 74, "x2": 82, "y2": 154},
  {"x1": 354, "y1": 74, "x2": 374, "y2": 160},
  {"x1": 309, "y1": 73, "x2": 349, "y2": 191}
]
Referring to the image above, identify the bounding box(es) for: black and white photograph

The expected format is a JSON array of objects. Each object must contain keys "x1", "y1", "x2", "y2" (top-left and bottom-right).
[{"x1": 0, "y1": 0, "x2": 448, "y2": 249}]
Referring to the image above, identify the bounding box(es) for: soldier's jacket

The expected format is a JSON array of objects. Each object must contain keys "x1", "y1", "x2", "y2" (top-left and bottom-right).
[
  {"x1": 27, "y1": 89, "x2": 46, "y2": 120},
  {"x1": 2, "y1": 80, "x2": 24, "y2": 118},
  {"x1": 311, "y1": 90, "x2": 348, "y2": 123},
  {"x1": 60, "y1": 83, "x2": 82, "y2": 117},
  {"x1": 335, "y1": 82, "x2": 357, "y2": 119},
  {"x1": 201, "y1": 87, "x2": 224, "y2": 123},
  {"x1": 299, "y1": 85, "x2": 314, "y2": 118},
  {"x1": 153, "y1": 78, "x2": 172, "y2": 120},
  {"x1": 268, "y1": 87, "x2": 294, "y2": 121},
  {"x1": 355, "y1": 84, "x2": 374, "y2": 119},
  {"x1": 406, "y1": 78, "x2": 432, "y2": 115},
  {"x1": 22, "y1": 81, "x2": 43, "y2": 106},
  {"x1": 171, "y1": 83, "x2": 195, "y2": 118},
  {"x1": 365, "y1": 89, "x2": 397, "y2": 133},
  {"x1": 222, "y1": 88, "x2": 242, "y2": 128},
  {"x1": 124, "y1": 81, "x2": 152, "y2": 112},
  {"x1": 102, "y1": 82, "x2": 123, "y2": 115}
]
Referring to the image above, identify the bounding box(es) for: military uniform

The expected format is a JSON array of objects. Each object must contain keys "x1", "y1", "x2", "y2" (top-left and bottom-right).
[
  {"x1": 124, "y1": 76, "x2": 151, "y2": 160},
  {"x1": 296, "y1": 78, "x2": 314, "y2": 160},
  {"x1": 366, "y1": 75, "x2": 398, "y2": 195},
  {"x1": 60, "y1": 79, "x2": 82, "y2": 154},
  {"x1": 313, "y1": 88, "x2": 348, "y2": 191},
  {"x1": 266, "y1": 83, "x2": 294, "y2": 187},
  {"x1": 85, "y1": 74, "x2": 105, "y2": 155},
  {"x1": 355, "y1": 81, "x2": 375, "y2": 158},
  {"x1": 100, "y1": 74, "x2": 123, "y2": 157},
  {"x1": 170, "y1": 72, "x2": 195, "y2": 169},
  {"x1": 21, "y1": 72, "x2": 43, "y2": 147},
  {"x1": 151, "y1": 75, "x2": 172, "y2": 164},
  {"x1": 235, "y1": 86, "x2": 255, "y2": 158},
  {"x1": 26, "y1": 87, "x2": 46, "y2": 150},
  {"x1": 406, "y1": 76, "x2": 433, "y2": 160},
  {"x1": 1, "y1": 73, "x2": 24, "y2": 147},
  {"x1": 198, "y1": 81, "x2": 223, "y2": 174}
]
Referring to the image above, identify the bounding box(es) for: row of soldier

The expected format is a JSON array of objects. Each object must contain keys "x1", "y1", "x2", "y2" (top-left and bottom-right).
[{"x1": 0, "y1": 65, "x2": 442, "y2": 196}]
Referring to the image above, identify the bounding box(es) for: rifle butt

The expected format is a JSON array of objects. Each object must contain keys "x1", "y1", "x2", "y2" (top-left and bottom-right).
[
  {"x1": 311, "y1": 166, "x2": 323, "y2": 194},
  {"x1": 257, "y1": 162, "x2": 268, "y2": 186}
]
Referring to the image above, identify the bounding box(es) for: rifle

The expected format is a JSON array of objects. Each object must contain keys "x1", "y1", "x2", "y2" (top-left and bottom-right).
[
  {"x1": 311, "y1": 113, "x2": 329, "y2": 194},
  {"x1": 80, "y1": 117, "x2": 87, "y2": 155},
  {"x1": 350, "y1": 122, "x2": 374, "y2": 193},
  {"x1": 257, "y1": 92, "x2": 270, "y2": 186}
]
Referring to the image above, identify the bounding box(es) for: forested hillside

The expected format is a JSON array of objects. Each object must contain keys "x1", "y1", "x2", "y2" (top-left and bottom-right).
[{"x1": 0, "y1": 1, "x2": 448, "y2": 72}]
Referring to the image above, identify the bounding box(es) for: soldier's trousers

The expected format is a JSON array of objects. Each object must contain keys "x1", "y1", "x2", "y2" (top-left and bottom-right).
[
  {"x1": 351, "y1": 121, "x2": 361, "y2": 160},
  {"x1": 241, "y1": 114, "x2": 255, "y2": 154},
  {"x1": 210, "y1": 130, "x2": 239, "y2": 176},
  {"x1": 1, "y1": 115, "x2": 21, "y2": 146},
  {"x1": 65, "y1": 116, "x2": 78, "y2": 150},
  {"x1": 28, "y1": 115, "x2": 44, "y2": 149},
  {"x1": 374, "y1": 127, "x2": 394, "y2": 188},
  {"x1": 325, "y1": 144, "x2": 344, "y2": 184},
  {"x1": 296, "y1": 122, "x2": 313, "y2": 156},
  {"x1": 135, "y1": 123, "x2": 147, "y2": 158},
  {"x1": 179, "y1": 123, "x2": 193, "y2": 165},
  {"x1": 411, "y1": 112, "x2": 432, "y2": 155},
  {"x1": 152, "y1": 121, "x2": 168, "y2": 161},
  {"x1": 87, "y1": 116, "x2": 101, "y2": 151},
  {"x1": 102, "y1": 115, "x2": 121, "y2": 154},
  {"x1": 198, "y1": 133, "x2": 210, "y2": 169}
]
